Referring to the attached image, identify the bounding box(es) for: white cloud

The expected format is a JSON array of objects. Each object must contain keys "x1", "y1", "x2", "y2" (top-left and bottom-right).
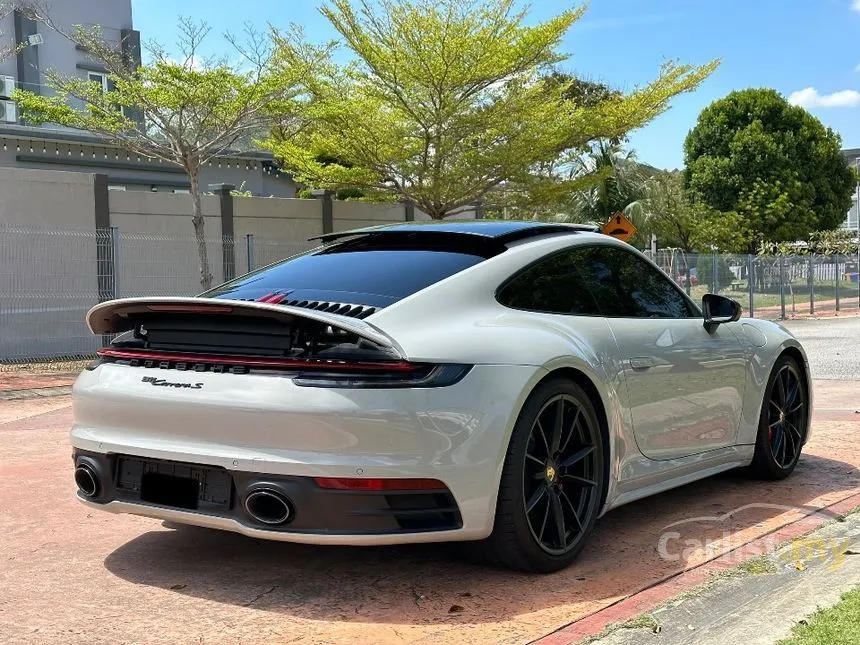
[
  {"x1": 788, "y1": 87, "x2": 860, "y2": 108},
  {"x1": 853, "y1": 0, "x2": 860, "y2": 11},
  {"x1": 855, "y1": 62, "x2": 860, "y2": 72}
]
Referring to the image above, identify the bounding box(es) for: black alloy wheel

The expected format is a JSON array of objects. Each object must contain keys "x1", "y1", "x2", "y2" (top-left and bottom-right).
[
  {"x1": 485, "y1": 379, "x2": 604, "y2": 573},
  {"x1": 751, "y1": 355, "x2": 808, "y2": 479}
]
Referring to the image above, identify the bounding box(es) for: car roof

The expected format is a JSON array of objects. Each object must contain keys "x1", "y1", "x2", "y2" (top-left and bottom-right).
[{"x1": 309, "y1": 220, "x2": 599, "y2": 245}]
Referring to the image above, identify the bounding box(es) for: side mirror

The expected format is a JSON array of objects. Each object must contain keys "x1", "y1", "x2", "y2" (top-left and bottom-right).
[{"x1": 702, "y1": 293, "x2": 742, "y2": 332}]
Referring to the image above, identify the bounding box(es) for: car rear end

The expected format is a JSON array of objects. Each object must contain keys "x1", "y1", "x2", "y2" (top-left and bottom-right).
[{"x1": 70, "y1": 229, "x2": 539, "y2": 544}]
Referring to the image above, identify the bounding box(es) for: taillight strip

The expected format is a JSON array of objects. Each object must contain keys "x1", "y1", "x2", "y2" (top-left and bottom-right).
[{"x1": 96, "y1": 348, "x2": 417, "y2": 372}]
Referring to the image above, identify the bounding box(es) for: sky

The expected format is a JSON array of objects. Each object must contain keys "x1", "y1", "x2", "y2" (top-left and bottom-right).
[{"x1": 131, "y1": 0, "x2": 860, "y2": 170}]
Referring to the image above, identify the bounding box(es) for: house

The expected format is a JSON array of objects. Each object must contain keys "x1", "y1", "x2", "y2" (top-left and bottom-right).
[{"x1": 0, "y1": 0, "x2": 296, "y2": 196}]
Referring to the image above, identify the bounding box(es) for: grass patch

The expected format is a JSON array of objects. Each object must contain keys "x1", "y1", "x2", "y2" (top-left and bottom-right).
[
  {"x1": 736, "y1": 556, "x2": 779, "y2": 576},
  {"x1": 778, "y1": 586, "x2": 860, "y2": 645},
  {"x1": 619, "y1": 614, "x2": 659, "y2": 631}
]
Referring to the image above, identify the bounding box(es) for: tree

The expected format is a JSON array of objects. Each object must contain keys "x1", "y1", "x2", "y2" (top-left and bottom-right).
[
  {"x1": 269, "y1": 0, "x2": 718, "y2": 219},
  {"x1": 543, "y1": 71, "x2": 621, "y2": 109},
  {"x1": 567, "y1": 141, "x2": 651, "y2": 224},
  {"x1": 683, "y1": 88, "x2": 855, "y2": 253},
  {"x1": 13, "y1": 17, "x2": 302, "y2": 290},
  {"x1": 643, "y1": 171, "x2": 748, "y2": 252}
]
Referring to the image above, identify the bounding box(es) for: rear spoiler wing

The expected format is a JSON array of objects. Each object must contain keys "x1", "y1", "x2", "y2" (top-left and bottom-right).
[{"x1": 86, "y1": 297, "x2": 405, "y2": 358}]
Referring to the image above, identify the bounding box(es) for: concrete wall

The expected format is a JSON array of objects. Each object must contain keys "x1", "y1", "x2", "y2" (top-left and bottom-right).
[
  {"x1": 109, "y1": 190, "x2": 221, "y2": 235},
  {"x1": 0, "y1": 167, "x2": 100, "y2": 358},
  {"x1": 333, "y1": 200, "x2": 408, "y2": 231},
  {"x1": 0, "y1": 166, "x2": 95, "y2": 228}
]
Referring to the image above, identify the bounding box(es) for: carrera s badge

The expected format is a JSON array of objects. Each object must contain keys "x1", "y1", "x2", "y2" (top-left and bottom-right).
[{"x1": 141, "y1": 376, "x2": 204, "y2": 389}]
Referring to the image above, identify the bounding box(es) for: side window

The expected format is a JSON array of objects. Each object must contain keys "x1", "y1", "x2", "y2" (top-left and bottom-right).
[
  {"x1": 497, "y1": 250, "x2": 601, "y2": 316},
  {"x1": 574, "y1": 246, "x2": 694, "y2": 318}
]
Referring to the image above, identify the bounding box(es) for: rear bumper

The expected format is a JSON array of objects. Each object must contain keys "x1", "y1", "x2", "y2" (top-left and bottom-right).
[
  {"x1": 70, "y1": 362, "x2": 542, "y2": 542},
  {"x1": 77, "y1": 500, "x2": 480, "y2": 545},
  {"x1": 74, "y1": 450, "x2": 465, "y2": 542}
]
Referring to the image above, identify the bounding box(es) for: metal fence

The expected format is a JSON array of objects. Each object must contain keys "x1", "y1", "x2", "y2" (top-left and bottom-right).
[
  {"x1": 644, "y1": 250, "x2": 860, "y2": 319},
  {"x1": 0, "y1": 227, "x2": 312, "y2": 362},
  {"x1": 1, "y1": 227, "x2": 858, "y2": 362}
]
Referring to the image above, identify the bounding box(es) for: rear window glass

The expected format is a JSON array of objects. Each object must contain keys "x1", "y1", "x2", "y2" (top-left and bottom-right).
[{"x1": 205, "y1": 246, "x2": 488, "y2": 308}]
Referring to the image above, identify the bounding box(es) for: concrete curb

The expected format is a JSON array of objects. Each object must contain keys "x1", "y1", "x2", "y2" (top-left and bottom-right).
[{"x1": 532, "y1": 491, "x2": 860, "y2": 645}]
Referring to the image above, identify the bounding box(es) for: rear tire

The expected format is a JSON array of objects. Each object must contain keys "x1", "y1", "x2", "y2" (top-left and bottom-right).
[
  {"x1": 484, "y1": 378, "x2": 605, "y2": 573},
  {"x1": 750, "y1": 355, "x2": 808, "y2": 480}
]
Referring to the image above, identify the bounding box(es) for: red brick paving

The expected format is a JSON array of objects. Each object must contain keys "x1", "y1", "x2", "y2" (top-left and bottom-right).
[
  {"x1": 0, "y1": 381, "x2": 858, "y2": 645},
  {"x1": 0, "y1": 371, "x2": 78, "y2": 392}
]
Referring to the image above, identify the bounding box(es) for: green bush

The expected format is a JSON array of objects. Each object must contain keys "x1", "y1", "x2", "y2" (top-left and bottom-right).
[{"x1": 336, "y1": 187, "x2": 365, "y2": 200}]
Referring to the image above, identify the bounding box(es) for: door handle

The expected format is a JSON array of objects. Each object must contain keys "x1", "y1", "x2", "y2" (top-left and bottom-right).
[{"x1": 629, "y1": 357, "x2": 655, "y2": 371}]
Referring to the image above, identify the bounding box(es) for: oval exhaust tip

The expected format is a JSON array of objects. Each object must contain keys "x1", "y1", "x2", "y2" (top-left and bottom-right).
[
  {"x1": 74, "y1": 465, "x2": 99, "y2": 498},
  {"x1": 244, "y1": 488, "x2": 292, "y2": 525}
]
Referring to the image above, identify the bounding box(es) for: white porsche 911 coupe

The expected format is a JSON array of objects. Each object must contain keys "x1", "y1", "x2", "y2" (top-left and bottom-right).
[{"x1": 71, "y1": 221, "x2": 811, "y2": 572}]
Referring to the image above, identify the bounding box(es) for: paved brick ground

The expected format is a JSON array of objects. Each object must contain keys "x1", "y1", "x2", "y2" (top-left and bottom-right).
[
  {"x1": 0, "y1": 382, "x2": 858, "y2": 645},
  {"x1": 0, "y1": 371, "x2": 78, "y2": 392}
]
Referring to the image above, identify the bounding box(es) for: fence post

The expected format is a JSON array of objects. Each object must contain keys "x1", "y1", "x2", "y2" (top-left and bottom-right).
[
  {"x1": 473, "y1": 200, "x2": 485, "y2": 220},
  {"x1": 110, "y1": 226, "x2": 120, "y2": 299},
  {"x1": 808, "y1": 254, "x2": 814, "y2": 315},
  {"x1": 779, "y1": 255, "x2": 786, "y2": 320},
  {"x1": 835, "y1": 254, "x2": 840, "y2": 312},
  {"x1": 747, "y1": 254, "x2": 754, "y2": 318},
  {"x1": 246, "y1": 234, "x2": 254, "y2": 273},
  {"x1": 312, "y1": 189, "x2": 334, "y2": 234},
  {"x1": 210, "y1": 183, "x2": 235, "y2": 282},
  {"x1": 712, "y1": 254, "x2": 719, "y2": 294}
]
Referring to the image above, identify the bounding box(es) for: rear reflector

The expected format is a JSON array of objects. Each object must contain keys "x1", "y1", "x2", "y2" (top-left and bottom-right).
[{"x1": 313, "y1": 477, "x2": 448, "y2": 492}]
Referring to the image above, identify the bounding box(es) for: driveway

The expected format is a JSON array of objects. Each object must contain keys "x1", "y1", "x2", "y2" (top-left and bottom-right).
[
  {"x1": 1, "y1": 376, "x2": 859, "y2": 645},
  {"x1": 779, "y1": 316, "x2": 860, "y2": 380}
]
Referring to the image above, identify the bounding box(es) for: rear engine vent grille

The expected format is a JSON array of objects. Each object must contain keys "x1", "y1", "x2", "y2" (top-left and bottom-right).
[
  {"x1": 238, "y1": 295, "x2": 377, "y2": 319},
  {"x1": 282, "y1": 299, "x2": 376, "y2": 319}
]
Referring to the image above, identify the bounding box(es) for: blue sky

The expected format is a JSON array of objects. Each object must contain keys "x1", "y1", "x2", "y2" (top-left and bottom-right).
[{"x1": 131, "y1": 0, "x2": 860, "y2": 170}]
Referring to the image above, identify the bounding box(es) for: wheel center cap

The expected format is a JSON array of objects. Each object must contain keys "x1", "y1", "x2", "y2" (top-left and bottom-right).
[
  {"x1": 779, "y1": 410, "x2": 786, "y2": 424},
  {"x1": 545, "y1": 465, "x2": 557, "y2": 482}
]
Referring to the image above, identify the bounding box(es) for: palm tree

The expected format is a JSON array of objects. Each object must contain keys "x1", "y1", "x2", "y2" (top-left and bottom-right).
[{"x1": 561, "y1": 141, "x2": 651, "y2": 225}]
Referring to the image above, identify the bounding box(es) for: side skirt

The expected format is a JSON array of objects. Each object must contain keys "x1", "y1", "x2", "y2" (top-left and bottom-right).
[{"x1": 600, "y1": 444, "x2": 756, "y2": 516}]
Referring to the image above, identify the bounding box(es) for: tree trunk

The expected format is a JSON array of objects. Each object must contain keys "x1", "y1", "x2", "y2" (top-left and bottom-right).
[{"x1": 189, "y1": 168, "x2": 213, "y2": 291}]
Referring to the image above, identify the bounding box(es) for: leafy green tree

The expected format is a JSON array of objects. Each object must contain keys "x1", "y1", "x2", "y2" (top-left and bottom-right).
[
  {"x1": 543, "y1": 71, "x2": 621, "y2": 109},
  {"x1": 684, "y1": 88, "x2": 855, "y2": 252},
  {"x1": 13, "y1": 17, "x2": 301, "y2": 290},
  {"x1": 643, "y1": 171, "x2": 748, "y2": 252},
  {"x1": 270, "y1": 0, "x2": 717, "y2": 219}
]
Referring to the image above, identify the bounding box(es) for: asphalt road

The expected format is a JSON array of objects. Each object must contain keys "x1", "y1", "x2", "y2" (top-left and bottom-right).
[{"x1": 780, "y1": 316, "x2": 860, "y2": 381}]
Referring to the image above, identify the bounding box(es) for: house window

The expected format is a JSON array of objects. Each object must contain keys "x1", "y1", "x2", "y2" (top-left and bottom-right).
[{"x1": 87, "y1": 71, "x2": 108, "y2": 92}]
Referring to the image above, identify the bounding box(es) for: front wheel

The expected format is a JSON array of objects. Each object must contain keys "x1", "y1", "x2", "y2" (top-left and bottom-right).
[
  {"x1": 484, "y1": 379, "x2": 605, "y2": 573},
  {"x1": 750, "y1": 355, "x2": 808, "y2": 480}
]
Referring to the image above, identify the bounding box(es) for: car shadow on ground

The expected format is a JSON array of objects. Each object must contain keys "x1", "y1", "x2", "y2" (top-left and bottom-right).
[{"x1": 102, "y1": 454, "x2": 859, "y2": 625}]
